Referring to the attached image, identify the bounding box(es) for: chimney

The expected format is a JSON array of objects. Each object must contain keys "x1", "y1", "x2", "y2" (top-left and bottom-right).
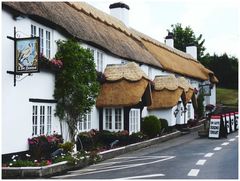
[
  {"x1": 165, "y1": 32, "x2": 174, "y2": 48},
  {"x1": 109, "y1": 2, "x2": 130, "y2": 26},
  {"x1": 186, "y1": 43, "x2": 197, "y2": 59}
]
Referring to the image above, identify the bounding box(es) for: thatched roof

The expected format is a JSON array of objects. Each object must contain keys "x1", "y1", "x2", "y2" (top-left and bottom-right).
[
  {"x1": 177, "y1": 77, "x2": 193, "y2": 92},
  {"x1": 148, "y1": 88, "x2": 183, "y2": 109},
  {"x1": 96, "y1": 78, "x2": 151, "y2": 107},
  {"x1": 148, "y1": 75, "x2": 183, "y2": 109},
  {"x1": 3, "y1": 1, "x2": 218, "y2": 82},
  {"x1": 104, "y1": 62, "x2": 149, "y2": 82},
  {"x1": 3, "y1": 2, "x2": 161, "y2": 68},
  {"x1": 96, "y1": 62, "x2": 151, "y2": 107},
  {"x1": 154, "y1": 74, "x2": 179, "y2": 91}
]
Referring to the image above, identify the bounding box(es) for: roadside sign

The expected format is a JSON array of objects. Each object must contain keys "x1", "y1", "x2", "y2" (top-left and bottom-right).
[
  {"x1": 225, "y1": 113, "x2": 230, "y2": 134},
  {"x1": 230, "y1": 113, "x2": 235, "y2": 132},
  {"x1": 235, "y1": 112, "x2": 238, "y2": 130},
  {"x1": 209, "y1": 115, "x2": 221, "y2": 138}
]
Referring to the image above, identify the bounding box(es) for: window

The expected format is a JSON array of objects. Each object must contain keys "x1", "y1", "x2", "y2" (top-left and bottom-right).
[
  {"x1": 46, "y1": 31, "x2": 51, "y2": 58},
  {"x1": 32, "y1": 106, "x2": 38, "y2": 136},
  {"x1": 115, "y1": 108, "x2": 122, "y2": 130},
  {"x1": 104, "y1": 108, "x2": 123, "y2": 131},
  {"x1": 105, "y1": 108, "x2": 112, "y2": 130},
  {"x1": 31, "y1": 24, "x2": 51, "y2": 58},
  {"x1": 129, "y1": 109, "x2": 140, "y2": 134},
  {"x1": 40, "y1": 106, "x2": 45, "y2": 135},
  {"x1": 97, "y1": 51, "x2": 103, "y2": 72},
  {"x1": 47, "y1": 106, "x2": 52, "y2": 135},
  {"x1": 31, "y1": 25, "x2": 36, "y2": 37},
  {"x1": 79, "y1": 111, "x2": 92, "y2": 132},
  {"x1": 32, "y1": 105, "x2": 53, "y2": 136},
  {"x1": 39, "y1": 28, "x2": 44, "y2": 54}
]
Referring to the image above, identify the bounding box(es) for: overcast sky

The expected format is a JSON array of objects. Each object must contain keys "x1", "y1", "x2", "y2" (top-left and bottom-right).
[{"x1": 87, "y1": 0, "x2": 240, "y2": 59}]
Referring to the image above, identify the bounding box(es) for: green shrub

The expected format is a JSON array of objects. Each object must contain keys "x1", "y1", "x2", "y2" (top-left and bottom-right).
[
  {"x1": 77, "y1": 132, "x2": 95, "y2": 151},
  {"x1": 160, "y1": 118, "x2": 169, "y2": 132},
  {"x1": 59, "y1": 142, "x2": 74, "y2": 153},
  {"x1": 129, "y1": 132, "x2": 148, "y2": 143},
  {"x1": 141, "y1": 115, "x2": 161, "y2": 138}
]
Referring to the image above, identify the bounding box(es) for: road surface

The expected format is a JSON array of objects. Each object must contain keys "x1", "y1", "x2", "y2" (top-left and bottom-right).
[{"x1": 52, "y1": 130, "x2": 238, "y2": 179}]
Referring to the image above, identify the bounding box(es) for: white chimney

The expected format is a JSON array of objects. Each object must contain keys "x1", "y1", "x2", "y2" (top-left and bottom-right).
[
  {"x1": 109, "y1": 2, "x2": 130, "y2": 26},
  {"x1": 186, "y1": 43, "x2": 197, "y2": 59},
  {"x1": 165, "y1": 32, "x2": 174, "y2": 48}
]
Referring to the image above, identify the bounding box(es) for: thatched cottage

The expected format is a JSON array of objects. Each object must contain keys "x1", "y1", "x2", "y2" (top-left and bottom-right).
[
  {"x1": 96, "y1": 62, "x2": 152, "y2": 134},
  {"x1": 2, "y1": 1, "x2": 218, "y2": 155}
]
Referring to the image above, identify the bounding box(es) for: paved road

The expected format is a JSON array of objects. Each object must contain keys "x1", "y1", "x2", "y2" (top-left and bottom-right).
[{"x1": 52, "y1": 131, "x2": 238, "y2": 179}]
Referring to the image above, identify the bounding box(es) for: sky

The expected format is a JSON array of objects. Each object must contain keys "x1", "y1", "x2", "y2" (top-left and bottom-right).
[{"x1": 87, "y1": 0, "x2": 240, "y2": 59}]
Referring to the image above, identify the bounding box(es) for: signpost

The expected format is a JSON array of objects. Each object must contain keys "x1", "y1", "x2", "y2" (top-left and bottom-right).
[{"x1": 209, "y1": 115, "x2": 221, "y2": 138}]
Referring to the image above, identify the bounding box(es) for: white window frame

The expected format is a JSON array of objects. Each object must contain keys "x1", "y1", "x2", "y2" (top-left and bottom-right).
[
  {"x1": 31, "y1": 104, "x2": 54, "y2": 136},
  {"x1": 103, "y1": 108, "x2": 124, "y2": 131},
  {"x1": 46, "y1": 30, "x2": 51, "y2": 58},
  {"x1": 39, "y1": 28, "x2": 44, "y2": 54},
  {"x1": 129, "y1": 109, "x2": 140, "y2": 134},
  {"x1": 78, "y1": 111, "x2": 92, "y2": 132},
  {"x1": 31, "y1": 23, "x2": 52, "y2": 59},
  {"x1": 97, "y1": 51, "x2": 103, "y2": 72}
]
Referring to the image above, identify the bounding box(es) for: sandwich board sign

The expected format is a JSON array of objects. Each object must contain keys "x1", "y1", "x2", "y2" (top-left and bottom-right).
[
  {"x1": 225, "y1": 113, "x2": 230, "y2": 134},
  {"x1": 235, "y1": 112, "x2": 238, "y2": 130},
  {"x1": 209, "y1": 115, "x2": 221, "y2": 138},
  {"x1": 230, "y1": 113, "x2": 235, "y2": 132}
]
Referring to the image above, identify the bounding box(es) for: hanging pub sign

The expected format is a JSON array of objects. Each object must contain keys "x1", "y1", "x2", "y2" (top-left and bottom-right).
[
  {"x1": 235, "y1": 112, "x2": 238, "y2": 130},
  {"x1": 209, "y1": 115, "x2": 221, "y2": 138},
  {"x1": 16, "y1": 37, "x2": 40, "y2": 73},
  {"x1": 230, "y1": 112, "x2": 235, "y2": 132},
  {"x1": 225, "y1": 113, "x2": 230, "y2": 134},
  {"x1": 199, "y1": 84, "x2": 211, "y2": 96}
]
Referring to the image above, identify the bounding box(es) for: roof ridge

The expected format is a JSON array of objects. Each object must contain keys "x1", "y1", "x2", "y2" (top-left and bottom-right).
[
  {"x1": 65, "y1": 2, "x2": 142, "y2": 41},
  {"x1": 130, "y1": 28, "x2": 199, "y2": 63}
]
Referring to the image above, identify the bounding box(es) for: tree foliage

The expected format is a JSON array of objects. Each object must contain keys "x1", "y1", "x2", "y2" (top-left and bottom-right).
[
  {"x1": 54, "y1": 39, "x2": 99, "y2": 142},
  {"x1": 168, "y1": 23, "x2": 206, "y2": 60},
  {"x1": 201, "y1": 53, "x2": 238, "y2": 89}
]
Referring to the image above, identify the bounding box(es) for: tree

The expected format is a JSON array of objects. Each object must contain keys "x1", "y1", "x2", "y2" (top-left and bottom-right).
[
  {"x1": 168, "y1": 23, "x2": 206, "y2": 60},
  {"x1": 202, "y1": 53, "x2": 238, "y2": 89},
  {"x1": 54, "y1": 39, "x2": 100, "y2": 142}
]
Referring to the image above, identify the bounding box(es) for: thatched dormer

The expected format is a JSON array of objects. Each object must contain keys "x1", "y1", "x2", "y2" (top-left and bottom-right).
[
  {"x1": 96, "y1": 62, "x2": 152, "y2": 108},
  {"x1": 148, "y1": 75, "x2": 183, "y2": 109}
]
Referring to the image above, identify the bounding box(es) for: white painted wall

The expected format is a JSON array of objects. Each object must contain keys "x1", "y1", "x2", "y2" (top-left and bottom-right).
[
  {"x1": 2, "y1": 10, "x2": 67, "y2": 154},
  {"x1": 148, "y1": 106, "x2": 177, "y2": 126}
]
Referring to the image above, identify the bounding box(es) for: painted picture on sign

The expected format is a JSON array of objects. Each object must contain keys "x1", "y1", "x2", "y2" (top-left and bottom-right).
[{"x1": 16, "y1": 37, "x2": 39, "y2": 73}]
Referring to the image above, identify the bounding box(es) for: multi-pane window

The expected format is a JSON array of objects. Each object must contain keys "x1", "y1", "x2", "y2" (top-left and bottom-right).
[
  {"x1": 104, "y1": 108, "x2": 123, "y2": 131},
  {"x1": 39, "y1": 28, "x2": 44, "y2": 54},
  {"x1": 32, "y1": 106, "x2": 38, "y2": 136},
  {"x1": 105, "y1": 108, "x2": 112, "y2": 130},
  {"x1": 31, "y1": 25, "x2": 36, "y2": 37},
  {"x1": 31, "y1": 24, "x2": 51, "y2": 58},
  {"x1": 97, "y1": 51, "x2": 103, "y2": 72},
  {"x1": 79, "y1": 111, "x2": 92, "y2": 132},
  {"x1": 32, "y1": 105, "x2": 53, "y2": 136},
  {"x1": 115, "y1": 109, "x2": 122, "y2": 130},
  {"x1": 46, "y1": 31, "x2": 51, "y2": 58},
  {"x1": 129, "y1": 109, "x2": 140, "y2": 134},
  {"x1": 47, "y1": 106, "x2": 52, "y2": 135},
  {"x1": 40, "y1": 106, "x2": 45, "y2": 135}
]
